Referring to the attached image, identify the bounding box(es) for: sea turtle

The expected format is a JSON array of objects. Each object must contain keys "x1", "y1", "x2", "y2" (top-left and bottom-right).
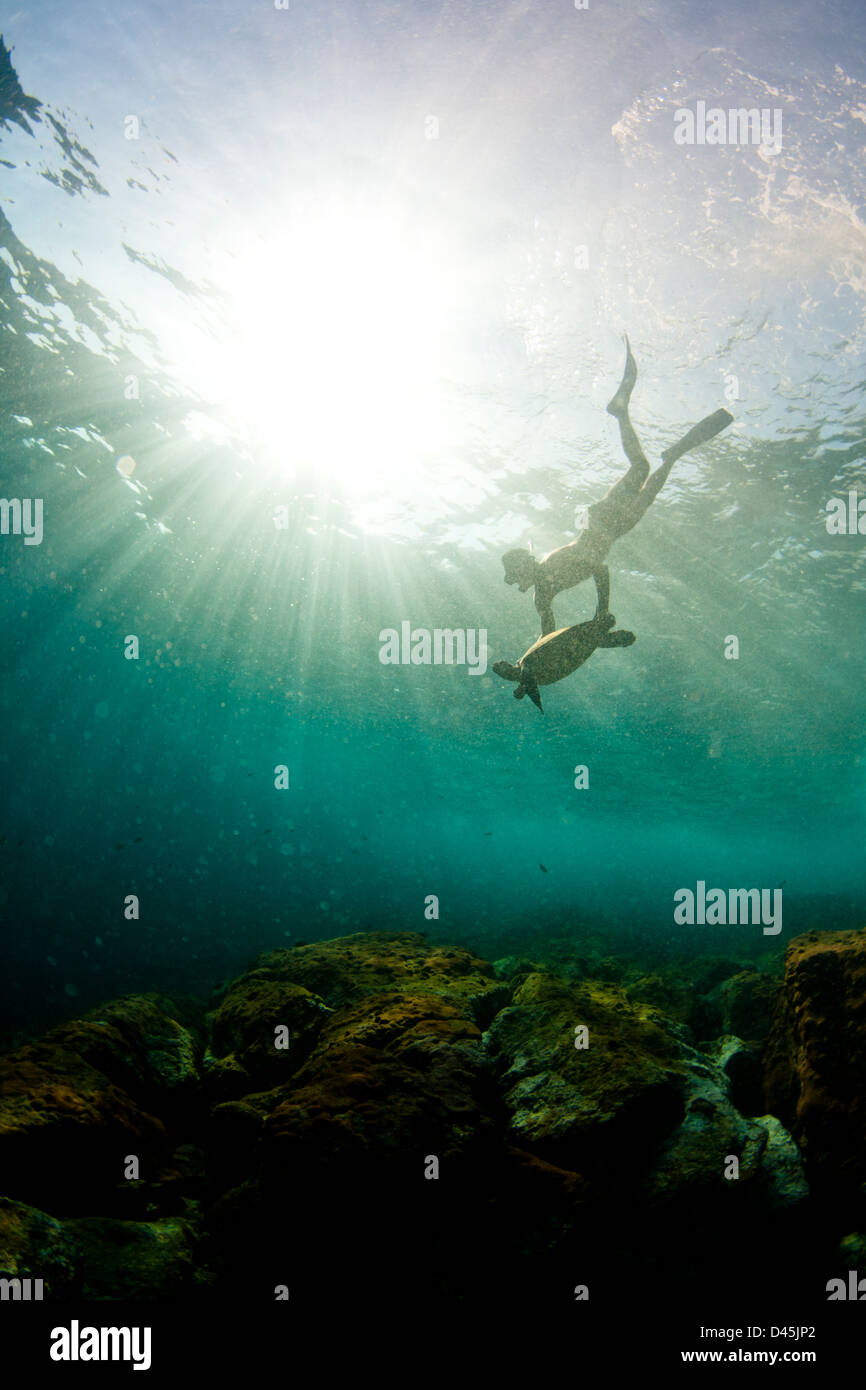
[{"x1": 492, "y1": 612, "x2": 635, "y2": 712}]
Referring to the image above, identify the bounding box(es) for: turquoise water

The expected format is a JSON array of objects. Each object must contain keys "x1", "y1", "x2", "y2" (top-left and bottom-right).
[{"x1": 1, "y1": 3, "x2": 865, "y2": 1034}]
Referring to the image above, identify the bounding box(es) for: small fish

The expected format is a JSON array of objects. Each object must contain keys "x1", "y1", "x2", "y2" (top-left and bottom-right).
[
  {"x1": 778, "y1": 879, "x2": 786, "y2": 889},
  {"x1": 483, "y1": 832, "x2": 493, "y2": 836},
  {"x1": 134, "y1": 837, "x2": 143, "y2": 843},
  {"x1": 114, "y1": 844, "x2": 124, "y2": 850},
  {"x1": 539, "y1": 862, "x2": 548, "y2": 873}
]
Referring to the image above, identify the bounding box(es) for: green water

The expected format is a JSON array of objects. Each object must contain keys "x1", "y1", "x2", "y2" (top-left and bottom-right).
[{"x1": 1, "y1": 6, "x2": 865, "y2": 1036}]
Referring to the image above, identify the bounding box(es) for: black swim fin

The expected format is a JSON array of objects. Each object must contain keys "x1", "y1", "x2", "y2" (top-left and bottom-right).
[
  {"x1": 661, "y1": 407, "x2": 733, "y2": 466},
  {"x1": 606, "y1": 334, "x2": 638, "y2": 418}
]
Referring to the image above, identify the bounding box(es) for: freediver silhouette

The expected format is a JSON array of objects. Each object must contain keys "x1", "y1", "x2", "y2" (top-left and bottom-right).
[{"x1": 501, "y1": 336, "x2": 734, "y2": 635}]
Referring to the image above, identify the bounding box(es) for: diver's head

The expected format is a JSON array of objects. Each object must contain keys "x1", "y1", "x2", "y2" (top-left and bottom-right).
[{"x1": 502, "y1": 548, "x2": 538, "y2": 592}]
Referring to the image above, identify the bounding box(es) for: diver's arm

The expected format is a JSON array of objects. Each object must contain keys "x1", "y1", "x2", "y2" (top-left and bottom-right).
[{"x1": 535, "y1": 582, "x2": 556, "y2": 637}]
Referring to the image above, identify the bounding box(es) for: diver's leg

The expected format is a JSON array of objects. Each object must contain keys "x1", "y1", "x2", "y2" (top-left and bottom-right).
[
  {"x1": 640, "y1": 408, "x2": 735, "y2": 508},
  {"x1": 659, "y1": 408, "x2": 734, "y2": 469},
  {"x1": 605, "y1": 335, "x2": 650, "y2": 486},
  {"x1": 636, "y1": 453, "x2": 678, "y2": 509}
]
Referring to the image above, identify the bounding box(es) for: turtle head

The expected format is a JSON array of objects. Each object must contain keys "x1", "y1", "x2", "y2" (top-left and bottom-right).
[
  {"x1": 492, "y1": 659, "x2": 521, "y2": 683},
  {"x1": 601, "y1": 629, "x2": 636, "y2": 648}
]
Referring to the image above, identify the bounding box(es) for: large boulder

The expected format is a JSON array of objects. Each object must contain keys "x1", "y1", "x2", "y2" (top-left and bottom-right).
[
  {"x1": 245, "y1": 931, "x2": 509, "y2": 1025},
  {"x1": 264, "y1": 988, "x2": 496, "y2": 1178},
  {"x1": 763, "y1": 928, "x2": 866, "y2": 1197},
  {"x1": 0, "y1": 1197, "x2": 81, "y2": 1297},
  {"x1": 644, "y1": 1051, "x2": 808, "y2": 1217},
  {"x1": 66, "y1": 1215, "x2": 199, "y2": 1299},
  {"x1": 714, "y1": 970, "x2": 781, "y2": 1043},
  {"x1": 45, "y1": 994, "x2": 202, "y2": 1126},
  {"x1": 0, "y1": 1041, "x2": 167, "y2": 1214},
  {"x1": 203, "y1": 979, "x2": 331, "y2": 1101},
  {"x1": 484, "y1": 971, "x2": 685, "y2": 1177}
]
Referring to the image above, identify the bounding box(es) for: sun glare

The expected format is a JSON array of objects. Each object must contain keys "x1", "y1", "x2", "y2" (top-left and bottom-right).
[{"x1": 189, "y1": 201, "x2": 462, "y2": 498}]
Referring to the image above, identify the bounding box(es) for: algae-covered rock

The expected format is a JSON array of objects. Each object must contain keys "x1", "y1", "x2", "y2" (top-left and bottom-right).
[
  {"x1": 751, "y1": 1114, "x2": 810, "y2": 1210},
  {"x1": 0, "y1": 1196, "x2": 81, "y2": 1297},
  {"x1": 715, "y1": 970, "x2": 780, "y2": 1042},
  {"x1": 763, "y1": 928, "x2": 866, "y2": 1195},
  {"x1": 624, "y1": 972, "x2": 696, "y2": 1024},
  {"x1": 709, "y1": 1034, "x2": 765, "y2": 1115},
  {"x1": 204, "y1": 978, "x2": 331, "y2": 1100},
  {"x1": 484, "y1": 971, "x2": 685, "y2": 1175},
  {"x1": 839, "y1": 1232, "x2": 866, "y2": 1272},
  {"x1": 644, "y1": 1055, "x2": 807, "y2": 1215},
  {"x1": 247, "y1": 930, "x2": 508, "y2": 1026},
  {"x1": 66, "y1": 1214, "x2": 198, "y2": 1298},
  {"x1": 0, "y1": 1042, "x2": 168, "y2": 1213},
  {"x1": 45, "y1": 994, "x2": 202, "y2": 1125},
  {"x1": 491, "y1": 957, "x2": 538, "y2": 983},
  {"x1": 264, "y1": 986, "x2": 495, "y2": 1177}
]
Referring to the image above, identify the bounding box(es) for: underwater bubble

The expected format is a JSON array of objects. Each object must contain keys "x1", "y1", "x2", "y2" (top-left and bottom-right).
[
  {"x1": 115, "y1": 455, "x2": 136, "y2": 477},
  {"x1": 210, "y1": 766, "x2": 226, "y2": 783},
  {"x1": 95, "y1": 702, "x2": 109, "y2": 719},
  {"x1": 64, "y1": 982, "x2": 79, "y2": 998},
  {"x1": 280, "y1": 843, "x2": 295, "y2": 856}
]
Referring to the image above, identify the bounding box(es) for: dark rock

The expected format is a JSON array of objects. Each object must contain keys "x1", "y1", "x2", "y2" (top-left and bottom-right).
[
  {"x1": 839, "y1": 1232, "x2": 866, "y2": 1273},
  {"x1": 484, "y1": 971, "x2": 685, "y2": 1177},
  {"x1": 204, "y1": 979, "x2": 330, "y2": 1101},
  {"x1": 645, "y1": 1054, "x2": 807, "y2": 1217},
  {"x1": 715, "y1": 970, "x2": 781, "y2": 1042},
  {"x1": 247, "y1": 930, "x2": 507, "y2": 1025},
  {"x1": 264, "y1": 988, "x2": 496, "y2": 1180},
  {"x1": 0, "y1": 1042, "x2": 168, "y2": 1214},
  {"x1": 46, "y1": 994, "x2": 202, "y2": 1127},
  {"x1": 763, "y1": 928, "x2": 866, "y2": 1199},
  {"x1": 66, "y1": 1214, "x2": 198, "y2": 1298},
  {"x1": 0, "y1": 1196, "x2": 81, "y2": 1297},
  {"x1": 710, "y1": 1035, "x2": 766, "y2": 1115}
]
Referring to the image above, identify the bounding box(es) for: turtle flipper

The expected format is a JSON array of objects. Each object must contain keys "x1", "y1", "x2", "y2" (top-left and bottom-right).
[{"x1": 525, "y1": 681, "x2": 544, "y2": 713}]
